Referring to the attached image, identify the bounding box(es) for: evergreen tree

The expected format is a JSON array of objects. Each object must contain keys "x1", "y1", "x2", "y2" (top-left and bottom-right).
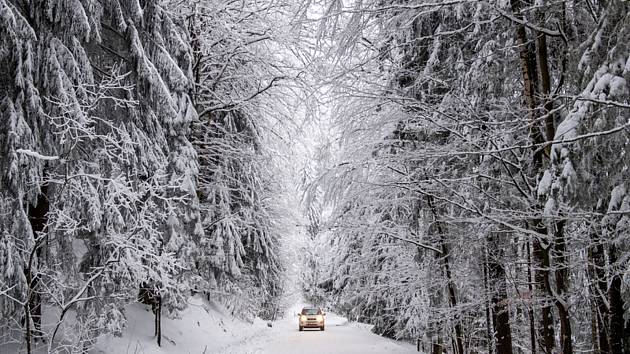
[{"x1": 0, "y1": 0, "x2": 200, "y2": 350}]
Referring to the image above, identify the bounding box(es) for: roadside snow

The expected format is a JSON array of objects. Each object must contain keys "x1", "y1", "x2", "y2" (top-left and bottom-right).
[
  {"x1": 213, "y1": 304, "x2": 421, "y2": 354},
  {"x1": 2, "y1": 300, "x2": 421, "y2": 354},
  {"x1": 93, "y1": 296, "x2": 269, "y2": 354}
]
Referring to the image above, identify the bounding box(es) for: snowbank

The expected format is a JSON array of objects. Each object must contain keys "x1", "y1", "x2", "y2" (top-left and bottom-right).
[{"x1": 93, "y1": 296, "x2": 269, "y2": 354}]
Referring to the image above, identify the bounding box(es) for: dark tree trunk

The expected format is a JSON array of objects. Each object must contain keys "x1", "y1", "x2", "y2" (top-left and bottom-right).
[
  {"x1": 492, "y1": 293, "x2": 514, "y2": 354},
  {"x1": 532, "y1": 228, "x2": 555, "y2": 354},
  {"x1": 427, "y1": 195, "x2": 464, "y2": 354},
  {"x1": 553, "y1": 220, "x2": 573, "y2": 354},
  {"x1": 509, "y1": 0, "x2": 556, "y2": 351},
  {"x1": 29, "y1": 278, "x2": 42, "y2": 338},
  {"x1": 488, "y1": 232, "x2": 514, "y2": 354},
  {"x1": 535, "y1": 25, "x2": 555, "y2": 146},
  {"x1": 25, "y1": 184, "x2": 50, "y2": 350},
  {"x1": 427, "y1": 268, "x2": 445, "y2": 354},
  {"x1": 535, "y1": 8, "x2": 573, "y2": 348},
  {"x1": 589, "y1": 223, "x2": 610, "y2": 354},
  {"x1": 24, "y1": 295, "x2": 32, "y2": 354},
  {"x1": 139, "y1": 283, "x2": 163, "y2": 347},
  {"x1": 432, "y1": 335, "x2": 444, "y2": 354},
  {"x1": 590, "y1": 299, "x2": 599, "y2": 354},
  {"x1": 154, "y1": 297, "x2": 162, "y2": 347},
  {"x1": 188, "y1": 3, "x2": 201, "y2": 103},
  {"x1": 527, "y1": 241, "x2": 537, "y2": 354},
  {"x1": 608, "y1": 245, "x2": 625, "y2": 354},
  {"x1": 483, "y1": 249, "x2": 494, "y2": 354},
  {"x1": 442, "y1": 248, "x2": 464, "y2": 354}
]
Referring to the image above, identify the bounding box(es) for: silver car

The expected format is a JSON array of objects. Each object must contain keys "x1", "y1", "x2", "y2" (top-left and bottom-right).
[{"x1": 298, "y1": 307, "x2": 325, "y2": 331}]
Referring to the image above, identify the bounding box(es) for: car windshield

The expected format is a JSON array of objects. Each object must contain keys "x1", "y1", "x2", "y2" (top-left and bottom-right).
[{"x1": 301, "y1": 308, "x2": 320, "y2": 315}]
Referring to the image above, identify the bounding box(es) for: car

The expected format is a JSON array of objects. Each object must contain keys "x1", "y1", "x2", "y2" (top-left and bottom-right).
[{"x1": 298, "y1": 307, "x2": 325, "y2": 331}]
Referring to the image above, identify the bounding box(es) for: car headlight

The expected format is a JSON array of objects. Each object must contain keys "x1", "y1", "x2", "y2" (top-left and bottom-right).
[
  {"x1": 300, "y1": 315, "x2": 307, "y2": 322},
  {"x1": 316, "y1": 315, "x2": 323, "y2": 322}
]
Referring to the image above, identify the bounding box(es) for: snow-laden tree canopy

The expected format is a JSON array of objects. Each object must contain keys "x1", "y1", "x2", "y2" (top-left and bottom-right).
[
  {"x1": 0, "y1": 0, "x2": 304, "y2": 351},
  {"x1": 300, "y1": 1, "x2": 630, "y2": 353}
]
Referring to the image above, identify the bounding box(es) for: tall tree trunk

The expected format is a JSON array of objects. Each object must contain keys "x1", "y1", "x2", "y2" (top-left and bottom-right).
[
  {"x1": 441, "y1": 241, "x2": 464, "y2": 354},
  {"x1": 483, "y1": 248, "x2": 494, "y2": 354},
  {"x1": 428, "y1": 270, "x2": 444, "y2": 354},
  {"x1": 590, "y1": 299, "x2": 599, "y2": 354},
  {"x1": 488, "y1": 232, "x2": 514, "y2": 354},
  {"x1": 536, "y1": 8, "x2": 574, "y2": 348},
  {"x1": 427, "y1": 195, "x2": 464, "y2": 354},
  {"x1": 188, "y1": 3, "x2": 201, "y2": 103},
  {"x1": 608, "y1": 245, "x2": 625, "y2": 354},
  {"x1": 553, "y1": 220, "x2": 572, "y2": 354},
  {"x1": 532, "y1": 231, "x2": 555, "y2": 354},
  {"x1": 535, "y1": 28, "x2": 555, "y2": 145},
  {"x1": 25, "y1": 184, "x2": 50, "y2": 349},
  {"x1": 155, "y1": 296, "x2": 162, "y2": 347},
  {"x1": 509, "y1": 0, "x2": 555, "y2": 351},
  {"x1": 527, "y1": 241, "x2": 537, "y2": 354},
  {"x1": 589, "y1": 221, "x2": 610, "y2": 354},
  {"x1": 24, "y1": 287, "x2": 32, "y2": 354}
]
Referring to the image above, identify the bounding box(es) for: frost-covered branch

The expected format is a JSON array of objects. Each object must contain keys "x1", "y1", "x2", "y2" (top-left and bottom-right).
[{"x1": 15, "y1": 149, "x2": 60, "y2": 161}]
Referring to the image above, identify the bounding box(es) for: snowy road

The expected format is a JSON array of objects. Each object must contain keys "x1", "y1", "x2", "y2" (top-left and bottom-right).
[{"x1": 216, "y1": 309, "x2": 420, "y2": 354}]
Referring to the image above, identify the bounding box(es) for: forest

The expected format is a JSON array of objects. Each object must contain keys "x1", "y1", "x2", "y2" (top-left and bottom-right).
[{"x1": 0, "y1": 0, "x2": 629, "y2": 354}]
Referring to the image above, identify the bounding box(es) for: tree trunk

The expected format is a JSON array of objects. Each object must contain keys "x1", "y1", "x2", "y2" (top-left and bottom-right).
[
  {"x1": 536, "y1": 11, "x2": 573, "y2": 349},
  {"x1": 188, "y1": 3, "x2": 201, "y2": 103},
  {"x1": 24, "y1": 294, "x2": 32, "y2": 354},
  {"x1": 427, "y1": 195, "x2": 464, "y2": 354},
  {"x1": 509, "y1": 0, "x2": 556, "y2": 351},
  {"x1": 483, "y1": 248, "x2": 494, "y2": 354},
  {"x1": 442, "y1": 246, "x2": 464, "y2": 354},
  {"x1": 29, "y1": 278, "x2": 42, "y2": 338},
  {"x1": 492, "y1": 289, "x2": 514, "y2": 354},
  {"x1": 25, "y1": 185, "x2": 50, "y2": 347},
  {"x1": 535, "y1": 26, "x2": 555, "y2": 146},
  {"x1": 432, "y1": 336, "x2": 444, "y2": 354},
  {"x1": 428, "y1": 284, "x2": 444, "y2": 354},
  {"x1": 553, "y1": 220, "x2": 573, "y2": 354},
  {"x1": 487, "y1": 232, "x2": 514, "y2": 354},
  {"x1": 589, "y1": 222, "x2": 610, "y2": 354},
  {"x1": 532, "y1": 229, "x2": 555, "y2": 354},
  {"x1": 608, "y1": 245, "x2": 625, "y2": 354},
  {"x1": 590, "y1": 298, "x2": 599, "y2": 354},
  {"x1": 155, "y1": 295, "x2": 162, "y2": 347},
  {"x1": 509, "y1": 0, "x2": 542, "y2": 144},
  {"x1": 527, "y1": 241, "x2": 537, "y2": 354}
]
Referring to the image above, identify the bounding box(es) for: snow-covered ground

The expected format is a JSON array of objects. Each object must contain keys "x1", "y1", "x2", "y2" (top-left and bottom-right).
[
  {"x1": 97, "y1": 300, "x2": 420, "y2": 354},
  {"x1": 1, "y1": 298, "x2": 421, "y2": 353},
  {"x1": 214, "y1": 304, "x2": 420, "y2": 354},
  {"x1": 93, "y1": 296, "x2": 270, "y2": 354}
]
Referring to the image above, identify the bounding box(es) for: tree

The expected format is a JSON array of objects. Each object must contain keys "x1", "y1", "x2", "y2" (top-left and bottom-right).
[
  {"x1": 0, "y1": 0, "x2": 200, "y2": 351},
  {"x1": 303, "y1": 0, "x2": 630, "y2": 353},
  {"x1": 185, "y1": 0, "x2": 307, "y2": 320}
]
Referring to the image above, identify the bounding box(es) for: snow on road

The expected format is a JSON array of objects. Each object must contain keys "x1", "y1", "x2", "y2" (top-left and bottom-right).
[
  {"x1": 216, "y1": 307, "x2": 420, "y2": 354},
  {"x1": 89, "y1": 299, "x2": 420, "y2": 354}
]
